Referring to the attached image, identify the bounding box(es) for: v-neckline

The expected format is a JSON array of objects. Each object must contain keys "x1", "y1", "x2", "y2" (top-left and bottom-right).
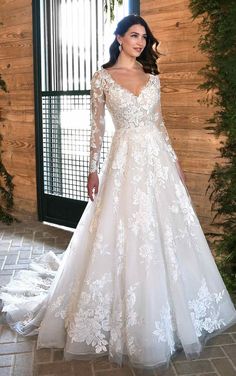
[{"x1": 102, "y1": 67, "x2": 152, "y2": 98}]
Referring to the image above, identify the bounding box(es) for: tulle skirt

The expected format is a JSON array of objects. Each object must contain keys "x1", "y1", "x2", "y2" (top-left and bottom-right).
[{"x1": 1, "y1": 125, "x2": 236, "y2": 370}]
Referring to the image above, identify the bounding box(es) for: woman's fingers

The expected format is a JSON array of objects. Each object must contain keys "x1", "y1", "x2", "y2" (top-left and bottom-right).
[
  {"x1": 88, "y1": 186, "x2": 94, "y2": 201},
  {"x1": 87, "y1": 173, "x2": 99, "y2": 201}
]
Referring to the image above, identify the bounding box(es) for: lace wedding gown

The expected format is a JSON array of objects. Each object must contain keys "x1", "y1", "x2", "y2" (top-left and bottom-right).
[{"x1": 1, "y1": 67, "x2": 236, "y2": 370}]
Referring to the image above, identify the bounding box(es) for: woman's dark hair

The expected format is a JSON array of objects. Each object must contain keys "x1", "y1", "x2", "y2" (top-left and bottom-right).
[{"x1": 102, "y1": 14, "x2": 161, "y2": 75}]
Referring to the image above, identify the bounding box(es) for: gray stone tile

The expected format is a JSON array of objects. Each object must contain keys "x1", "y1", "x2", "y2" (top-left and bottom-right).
[
  {"x1": 154, "y1": 364, "x2": 176, "y2": 376},
  {"x1": 173, "y1": 359, "x2": 214, "y2": 374},
  {"x1": 5, "y1": 254, "x2": 18, "y2": 265},
  {"x1": 52, "y1": 349, "x2": 64, "y2": 362},
  {"x1": 0, "y1": 341, "x2": 35, "y2": 354},
  {"x1": 222, "y1": 343, "x2": 236, "y2": 367},
  {"x1": 32, "y1": 249, "x2": 44, "y2": 256},
  {"x1": 131, "y1": 368, "x2": 155, "y2": 376},
  {"x1": 13, "y1": 352, "x2": 33, "y2": 376},
  {"x1": 0, "y1": 275, "x2": 12, "y2": 285},
  {"x1": 3, "y1": 264, "x2": 28, "y2": 270},
  {"x1": 0, "y1": 367, "x2": 12, "y2": 376},
  {"x1": 16, "y1": 334, "x2": 38, "y2": 343},
  {"x1": 35, "y1": 348, "x2": 52, "y2": 363},
  {"x1": 0, "y1": 326, "x2": 17, "y2": 343},
  {"x1": 18, "y1": 250, "x2": 31, "y2": 259},
  {"x1": 171, "y1": 350, "x2": 187, "y2": 362},
  {"x1": 212, "y1": 358, "x2": 236, "y2": 376},
  {"x1": 93, "y1": 356, "x2": 112, "y2": 371},
  {"x1": 95, "y1": 367, "x2": 133, "y2": 376},
  {"x1": 71, "y1": 359, "x2": 94, "y2": 375},
  {"x1": 197, "y1": 346, "x2": 225, "y2": 359},
  {"x1": 206, "y1": 333, "x2": 235, "y2": 345},
  {"x1": 0, "y1": 354, "x2": 14, "y2": 367},
  {"x1": 0, "y1": 245, "x2": 10, "y2": 251},
  {"x1": 11, "y1": 240, "x2": 23, "y2": 246},
  {"x1": 34, "y1": 361, "x2": 74, "y2": 375},
  {"x1": 13, "y1": 232, "x2": 26, "y2": 237},
  {"x1": 17, "y1": 259, "x2": 30, "y2": 265},
  {"x1": 224, "y1": 324, "x2": 236, "y2": 333},
  {"x1": 0, "y1": 270, "x2": 14, "y2": 276},
  {"x1": 14, "y1": 246, "x2": 32, "y2": 251}
]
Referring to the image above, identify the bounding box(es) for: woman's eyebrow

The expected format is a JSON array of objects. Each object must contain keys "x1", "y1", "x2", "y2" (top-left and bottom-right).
[{"x1": 130, "y1": 31, "x2": 147, "y2": 36}]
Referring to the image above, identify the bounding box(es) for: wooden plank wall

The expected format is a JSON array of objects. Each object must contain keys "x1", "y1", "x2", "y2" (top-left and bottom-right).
[
  {"x1": 141, "y1": 0, "x2": 220, "y2": 232},
  {"x1": 0, "y1": 0, "x2": 219, "y2": 232},
  {"x1": 0, "y1": 0, "x2": 36, "y2": 215}
]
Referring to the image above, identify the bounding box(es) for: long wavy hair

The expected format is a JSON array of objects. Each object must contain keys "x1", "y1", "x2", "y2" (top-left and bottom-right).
[{"x1": 102, "y1": 14, "x2": 161, "y2": 75}]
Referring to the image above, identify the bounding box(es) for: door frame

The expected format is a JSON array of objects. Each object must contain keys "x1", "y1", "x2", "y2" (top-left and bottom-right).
[{"x1": 32, "y1": 0, "x2": 140, "y2": 228}]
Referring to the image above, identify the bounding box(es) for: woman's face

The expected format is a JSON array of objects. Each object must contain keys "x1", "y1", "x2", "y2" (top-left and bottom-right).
[{"x1": 117, "y1": 24, "x2": 147, "y2": 58}]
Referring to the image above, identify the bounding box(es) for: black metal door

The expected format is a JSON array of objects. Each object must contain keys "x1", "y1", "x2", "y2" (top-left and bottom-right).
[{"x1": 32, "y1": 0, "x2": 139, "y2": 228}]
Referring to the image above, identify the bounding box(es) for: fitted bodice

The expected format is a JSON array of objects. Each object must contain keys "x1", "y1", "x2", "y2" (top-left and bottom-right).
[
  {"x1": 101, "y1": 68, "x2": 160, "y2": 131},
  {"x1": 88, "y1": 68, "x2": 176, "y2": 173}
]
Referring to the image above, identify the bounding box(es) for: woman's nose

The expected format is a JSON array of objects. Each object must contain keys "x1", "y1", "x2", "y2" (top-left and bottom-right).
[{"x1": 137, "y1": 39, "x2": 145, "y2": 47}]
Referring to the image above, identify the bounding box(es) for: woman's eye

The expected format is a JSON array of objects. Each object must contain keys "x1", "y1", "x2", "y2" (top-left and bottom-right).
[{"x1": 130, "y1": 34, "x2": 147, "y2": 41}]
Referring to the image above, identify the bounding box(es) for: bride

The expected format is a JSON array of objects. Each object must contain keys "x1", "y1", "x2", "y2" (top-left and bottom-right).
[{"x1": 1, "y1": 14, "x2": 236, "y2": 371}]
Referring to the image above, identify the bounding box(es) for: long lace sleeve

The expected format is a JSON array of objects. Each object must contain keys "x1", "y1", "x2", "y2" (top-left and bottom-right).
[
  {"x1": 155, "y1": 76, "x2": 186, "y2": 184},
  {"x1": 155, "y1": 100, "x2": 178, "y2": 163},
  {"x1": 88, "y1": 70, "x2": 105, "y2": 174},
  {"x1": 161, "y1": 122, "x2": 179, "y2": 163}
]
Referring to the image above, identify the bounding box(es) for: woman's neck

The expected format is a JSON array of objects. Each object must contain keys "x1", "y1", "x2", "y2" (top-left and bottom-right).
[{"x1": 113, "y1": 53, "x2": 142, "y2": 70}]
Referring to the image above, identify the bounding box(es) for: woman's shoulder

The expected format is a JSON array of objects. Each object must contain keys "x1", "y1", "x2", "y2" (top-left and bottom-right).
[
  {"x1": 91, "y1": 68, "x2": 107, "y2": 86},
  {"x1": 90, "y1": 69, "x2": 105, "y2": 90},
  {"x1": 91, "y1": 67, "x2": 105, "y2": 78}
]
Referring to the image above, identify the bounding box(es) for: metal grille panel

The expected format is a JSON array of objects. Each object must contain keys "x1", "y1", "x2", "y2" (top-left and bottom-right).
[
  {"x1": 39, "y1": 0, "x2": 129, "y2": 205},
  {"x1": 42, "y1": 94, "x2": 113, "y2": 201}
]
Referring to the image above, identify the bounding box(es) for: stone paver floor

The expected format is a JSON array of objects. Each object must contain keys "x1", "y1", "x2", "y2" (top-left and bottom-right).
[{"x1": 0, "y1": 216, "x2": 236, "y2": 376}]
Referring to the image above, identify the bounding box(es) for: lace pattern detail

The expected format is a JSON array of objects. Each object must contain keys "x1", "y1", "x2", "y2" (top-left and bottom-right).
[
  {"x1": 88, "y1": 68, "x2": 180, "y2": 175},
  {"x1": 188, "y1": 278, "x2": 226, "y2": 336},
  {"x1": 153, "y1": 303, "x2": 176, "y2": 354},
  {"x1": 1, "y1": 67, "x2": 236, "y2": 369},
  {"x1": 89, "y1": 71, "x2": 106, "y2": 173}
]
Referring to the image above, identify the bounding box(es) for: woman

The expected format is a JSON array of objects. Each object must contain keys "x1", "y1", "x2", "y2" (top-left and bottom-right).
[{"x1": 1, "y1": 14, "x2": 236, "y2": 372}]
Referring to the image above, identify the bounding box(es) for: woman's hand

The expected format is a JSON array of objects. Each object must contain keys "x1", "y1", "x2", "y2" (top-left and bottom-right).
[{"x1": 87, "y1": 171, "x2": 99, "y2": 201}]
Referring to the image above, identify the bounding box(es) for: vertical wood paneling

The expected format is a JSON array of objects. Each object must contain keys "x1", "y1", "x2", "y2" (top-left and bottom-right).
[
  {"x1": 0, "y1": 0, "x2": 220, "y2": 232},
  {"x1": 0, "y1": 0, "x2": 36, "y2": 214},
  {"x1": 141, "y1": 0, "x2": 218, "y2": 233}
]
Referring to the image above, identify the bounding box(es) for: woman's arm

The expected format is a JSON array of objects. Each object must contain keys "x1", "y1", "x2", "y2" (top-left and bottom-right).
[
  {"x1": 87, "y1": 70, "x2": 105, "y2": 201},
  {"x1": 155, "y1": 77, "x2": 186, "y2": 185}
]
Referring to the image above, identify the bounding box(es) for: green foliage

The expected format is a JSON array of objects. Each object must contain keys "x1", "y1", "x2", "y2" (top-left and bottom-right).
[
  {"x1": 104, "y1": 0, "x2": 123, "y2": 21},
  {"x1": 189, "y1": 0, "x2": 236, "y2": 291},
  {"x1": 0, "y1": 74, "x2": 17, "y2": 225}
]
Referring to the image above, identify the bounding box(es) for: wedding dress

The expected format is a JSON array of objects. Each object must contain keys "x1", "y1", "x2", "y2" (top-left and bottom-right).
[{"x1": 1, "y1": 67, "x2": 236, "y2": 370}]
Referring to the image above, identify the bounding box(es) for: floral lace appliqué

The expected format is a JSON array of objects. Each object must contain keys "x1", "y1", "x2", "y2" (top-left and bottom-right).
[
  {"x1": 67, "y1": 273, "x2": 112, "y2": 353},
  {"x1": 153, "y1": 303, "x2": 176, "y2": 354},
  {"x1": 188, "y1": 278, "x2": 226, "y2": 337}
]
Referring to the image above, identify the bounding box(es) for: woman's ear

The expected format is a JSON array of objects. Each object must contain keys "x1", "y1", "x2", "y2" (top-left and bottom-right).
[{"x1": 116, "y1": 35, "x2": 122, "y2": 45}]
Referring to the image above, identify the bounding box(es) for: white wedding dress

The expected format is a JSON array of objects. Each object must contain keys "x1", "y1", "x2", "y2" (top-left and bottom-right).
[{"x1": 1, "y1": 67, "x2": 236, "y2": 370}]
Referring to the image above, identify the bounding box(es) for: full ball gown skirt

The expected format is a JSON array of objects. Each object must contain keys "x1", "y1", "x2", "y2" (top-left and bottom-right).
[{"x1": 1, "y1": 68, "x2": 236, "y2": 370}]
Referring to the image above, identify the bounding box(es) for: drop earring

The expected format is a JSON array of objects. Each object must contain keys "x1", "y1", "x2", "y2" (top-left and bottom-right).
[{"x1": 119, "y1": 43, "x2": 122, "y2": 52}]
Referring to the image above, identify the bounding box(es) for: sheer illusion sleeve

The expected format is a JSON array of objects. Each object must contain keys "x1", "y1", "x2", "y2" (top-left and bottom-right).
[
  {"x1": 155, "y1": 77, "x2": 178, "y2": 163},
  {"x1": 88, "y1": 70, "x2": 105, "y2": 174},
  {"x1": 155, "y1": 76, "x2": 186, "y2": 183}
]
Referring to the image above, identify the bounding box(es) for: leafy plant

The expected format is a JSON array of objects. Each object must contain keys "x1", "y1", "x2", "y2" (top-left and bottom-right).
[
  {"x1": 104, "y1": 0, "x2": 123, "y2": 21},
  {"x1": 0, "y1": 74, "x2": 17, "y2": 224},
  {"x1": 189, "y1": 0, "x2": 236, "y2": 292}
]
